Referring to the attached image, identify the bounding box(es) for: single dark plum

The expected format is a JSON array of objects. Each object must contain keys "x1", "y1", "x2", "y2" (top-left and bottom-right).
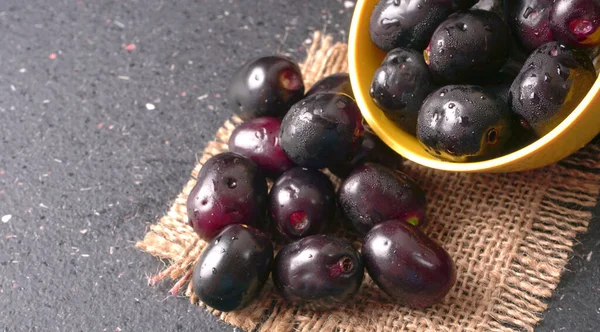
[
  {"x1": 509, "y1": 42, "x2": 596, "y2": 137},
  {"x1": 228, "y1": 56, "x2": 305, "y2": 120},
  {"x1": 417, "y1": 85, "x2": 513, "y2": 162},
  {"x1": 505, "y1": 0, "x2": 555, "y2": 52},
  {"x1": 192, "y1": 224, "x2": 273, "y2": 312},
  {"x1": 427, "y1": 10, "x2": 511, "y2": 83},
  {"x1": 338, "y1": 163, "x2": 426, "y2": 236},
  {"x1": 229, "y1": 117, "x2": 295, "y2": 177},
  {"x1": 328, "y1": 130, "x2": 404, "y2": 179},
  {"x1": 369, "y1": 0, "x2": 478, "y2": 52},
  {"x1": 370, "y1": 48, "x2": 435, "y2": 135},
  {"x1": 362, "y1": 220, "x2": 456, "y2": 309},
  {"x1": 186, "y1": 152, "x2": 268, "y2": 240},
  {"x1": 550, "y1": 0, "x2": 600, "y2": 49},
  {"x1": 279, "y1": 93, "x2": 364, "y2": 169},
  {"x1": 273, "y1": 235, "x2": 363, "y2": 310},
  {"x1": 269, "y1": 167, "x2": 336, "y2": 240},
  {"x1": 305, "y1": 73, "x2": 354, "y2": 99}
]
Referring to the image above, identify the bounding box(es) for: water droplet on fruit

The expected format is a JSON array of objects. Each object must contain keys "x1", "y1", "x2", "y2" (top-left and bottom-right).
[
  {"x1": 440, "y1": 89, "x2": 447, "y2": 97},
  {"x1": 201, "y1": 199, "x2": 208, "y2": 206},
  {"x1": 212, "y1": 268, "x2": 217, "y2": 274},
  {"x1": 215, "y1": 237, "x2": 220, "y2": 244},
  {"x1": 523, "y1": 7, "x2": 535, "y2": 19},
  {"x1": 447, "y1": 103, "x2": 455, "y2": 109},
  {"x1": 308, "y1": 254, "x2": 313, "y2": 258},
  {"x1": 392, "y1": 0, "x2": 399, "y2": 5},
  {"x1": 534, "y1": 31, "x2": 540, "y2": 37},
  {"x1": 417, "y1": 4, "x2": 422, "y2": 9},
  {"x1": 231, "y1": 236, "x2": 238, "y2": 241},
  {"x1": 458, "y1": 116, "x2": 470, "y2": 126},
  {"x1": 484, "y1": 25, "x2": 492, "y2": 32},
  {"x1": 457, "y1": 23, "x2": 467, "y2": 31},
  {"x1": 226, "y1": 178, "x2": 237, "y2": 189},
  {"x1": 530, "y1": 92, "x2": 540, "y2": 104},
  {"x1": 544, "y1": 73, "x2": 552, "y2": 82},
  {"x1": 384, "y1": 241, "x2": 389, "y2": 246},
  {"x1": 432, "y1": 112, "x2": 441, "y2": 121},
  {"x1": 480, "y1": 95, "x2": 486, "y2": 100}
]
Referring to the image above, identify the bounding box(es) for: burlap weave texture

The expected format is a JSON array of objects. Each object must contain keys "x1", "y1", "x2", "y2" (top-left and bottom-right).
[{"x1": 136, "y1": 32, "x2": 600, "y2": 332}]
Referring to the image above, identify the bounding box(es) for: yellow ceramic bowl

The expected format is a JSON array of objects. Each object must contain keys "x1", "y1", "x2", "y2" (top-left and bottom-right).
[{"x1": 348, "y1": 0, "x2": 600, "y2": 173}]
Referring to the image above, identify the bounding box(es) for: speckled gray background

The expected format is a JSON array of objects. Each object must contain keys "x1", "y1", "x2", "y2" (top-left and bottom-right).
[{"x1": 0, "y1": 1, "x2": 598, "y2": 331}]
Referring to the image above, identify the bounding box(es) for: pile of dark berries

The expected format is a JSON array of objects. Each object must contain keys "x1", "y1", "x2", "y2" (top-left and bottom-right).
[
  {"x1": 369, "y1": 0, "x2": 598, "y2": 162},
  {"x1": 187, "y1": 56, "x2": 455, "y2": 312}
]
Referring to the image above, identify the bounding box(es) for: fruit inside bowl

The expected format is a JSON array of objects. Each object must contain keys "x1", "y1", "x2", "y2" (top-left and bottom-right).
[{"x1": 349, "y1": 0, "x2": 600, "y2": 172}]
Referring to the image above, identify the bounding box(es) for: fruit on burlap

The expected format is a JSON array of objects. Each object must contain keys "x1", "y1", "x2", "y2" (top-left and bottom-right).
[
  {"x1": 228, "y1": 56, "x2": 305, "y2": 120},
  {"x1": 269, "y1": 167, "x2": 336, "y2": 240},
  {"x1": 228, "y1": 117, "x2": 296, "y2": 178},
  {"x1": 362, "y1": 220, "x2": 457, "y2": 309},
  {"x1": 338, "y1": 163, "x2": 427, "y2": 236},
  {"x1": 192, "y1": 224, "x2": 273, "y2": 312},
  {"x1": 186, "y1": 152, "x2": 268, "y2": 241},
  {"x1": 273, "y1": 235, "x2": 364, "y2": 310}
]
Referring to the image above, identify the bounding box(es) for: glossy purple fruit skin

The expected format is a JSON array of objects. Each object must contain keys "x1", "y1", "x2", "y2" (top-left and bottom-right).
[
  {"x1": 186, "y1": 152, "x2": 268, "y2": 241},
  {"x1": 228, "y1": 56, "x2": 305, "y2": 120},
  {"x1": 269, "y1": 167, "x2": 336, "y2": 240},
  {"x1": 279, "y1": 93, "x2": 364, "y2": 169},
  {"x1": 550, "y1": 0, "x2": 600, "y2": 48},
  {"x1": 229, "y1": 117, "x2": 295, "y2": 177},
  {"x1": 273, "y1": 235, "x2": 364, "y2": 310},
  {"x1": 370, "y1": 48, "x2": 435, "y2": 135},
  {"x1": 338, "y1": 163, "x2": 427, "y2": 236},
  {"x1": 428, "y1": 10, "x2": 511, "y2": 83},
  {"x1": 505, "y1": 0, "x2": 555, "y2": 52},
  {"x1": 417, "y1": 85, "x2": 513, "y2": 162},
  {"x1": 369, "y1": 0, "x2": 479, "y2": 52},
  {"x1": 509, "y1": 42, "x2": 596, "y2": 137},
  {"x1": 192, "y1": 224, "x2": 273, "y2": 312},
  {"x1": 362, "y1": 220, "x2": 457, "y2": 309},
  {"x1": 305, "y1": 73, "x2": 354, "y2": 99},
  {"x1": 328, "y1": 130, "x2": 404, "y2": 179}
]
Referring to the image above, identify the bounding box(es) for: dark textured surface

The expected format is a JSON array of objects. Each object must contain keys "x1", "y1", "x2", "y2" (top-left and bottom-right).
[{"x1": 0, "y1": 0, "x2": 597, "y2": 331}]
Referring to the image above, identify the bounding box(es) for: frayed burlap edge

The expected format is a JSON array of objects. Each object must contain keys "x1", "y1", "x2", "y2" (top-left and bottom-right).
[{"x1": 136, "y1": 31, "x2": 600, "y2": 332}]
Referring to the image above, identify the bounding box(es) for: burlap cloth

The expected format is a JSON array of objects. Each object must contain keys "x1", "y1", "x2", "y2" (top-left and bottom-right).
[{"x1": 136, "y1": 31, "x2": 600, "y2": 332}]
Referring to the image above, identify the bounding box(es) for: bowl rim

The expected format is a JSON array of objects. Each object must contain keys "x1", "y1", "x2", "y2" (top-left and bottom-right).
[{"x1": 348, "y1": 0, "x2": 600, "y2": 172}]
